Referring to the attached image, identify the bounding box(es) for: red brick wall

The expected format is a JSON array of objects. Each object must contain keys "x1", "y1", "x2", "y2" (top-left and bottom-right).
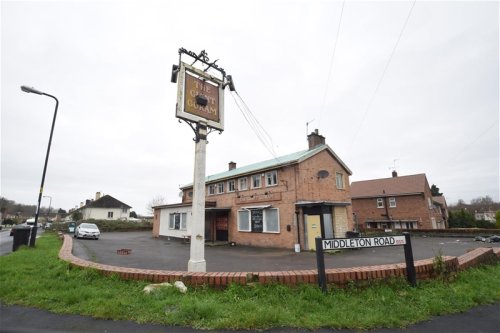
[
  {"x1": 353, "y1": 194, "x2": 444, "y2": 230},
  {"x1": 59, "y1": 234, "x2": 500, "y2": 288},
  {"x1": 152, "y1": 209, "x2": 160, "y2": 237}
]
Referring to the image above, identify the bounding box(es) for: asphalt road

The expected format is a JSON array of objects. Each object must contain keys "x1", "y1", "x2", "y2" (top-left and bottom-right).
[
  {"x1": 71, "y1": 231, "x2": 500, "y2": 272},
  {"x1": 0, "y1": 228, "x2": 44, "y2": 256}
]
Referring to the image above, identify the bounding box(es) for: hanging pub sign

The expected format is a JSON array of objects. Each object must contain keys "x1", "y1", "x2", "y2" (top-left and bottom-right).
[{"x1": 176, "y1": 62, "x2": 225, "y2": 131}]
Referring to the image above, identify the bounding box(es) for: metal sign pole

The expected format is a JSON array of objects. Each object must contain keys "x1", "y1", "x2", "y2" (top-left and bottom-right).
[
  {"x1": 315, "y1": 236, "x2": 327, "y2": 293},
  {"x1": 403, "y1": 232, "x2": 416, "y2": 286},
  {"x1": 188, "y1": 122, "x2": 207, "y2": 272}
]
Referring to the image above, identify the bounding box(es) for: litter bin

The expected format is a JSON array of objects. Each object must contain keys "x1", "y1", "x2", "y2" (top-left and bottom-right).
[
  {"x1": 68, "y1": 222, "x2": 76, "y2": 234},
  {"x1": 12, "y1": 226, "x2": 31, "y2": 252},
  {"x1": 346, "y1": 231, "x2": 360, "y2": 238}
]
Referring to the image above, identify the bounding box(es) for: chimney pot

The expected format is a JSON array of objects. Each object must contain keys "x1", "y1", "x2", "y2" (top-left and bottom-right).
[
  {"x1": 229, "y1": 161, "x2": 237, "y2": 171},
  {"x1": 392, "y1": 170, "x2": 398, "y2": 178},
  {"x1": 96, "y1": 192, "x2": 101, "y2": 200},
  {"x1": 307, "y1": 129, "x2": 325, "y2": 150}
]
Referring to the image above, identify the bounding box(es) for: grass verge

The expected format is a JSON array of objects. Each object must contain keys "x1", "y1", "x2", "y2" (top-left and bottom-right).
[{"x1": 0, "y1": 233, "x2": 499, "y2": 330}]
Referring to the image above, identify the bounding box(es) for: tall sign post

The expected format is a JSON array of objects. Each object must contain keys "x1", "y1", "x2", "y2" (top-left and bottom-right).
[{"x1": 172, "y1": 48, "x2": 235, "y2": 272}]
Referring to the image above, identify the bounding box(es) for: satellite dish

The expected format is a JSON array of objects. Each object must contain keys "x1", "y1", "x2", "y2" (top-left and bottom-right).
[{"x1": 317, "y1": 170, "x2": 329, "y2": 179}]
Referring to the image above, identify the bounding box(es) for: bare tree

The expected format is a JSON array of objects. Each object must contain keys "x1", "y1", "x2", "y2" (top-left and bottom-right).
[{"x1": 146, "y1": 195, "x2": 166, "y2": 215}]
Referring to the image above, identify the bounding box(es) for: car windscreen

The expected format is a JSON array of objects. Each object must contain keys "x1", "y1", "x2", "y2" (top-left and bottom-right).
[{"x1": 81, "y1": 224, "x2": 98, "y2": 229}]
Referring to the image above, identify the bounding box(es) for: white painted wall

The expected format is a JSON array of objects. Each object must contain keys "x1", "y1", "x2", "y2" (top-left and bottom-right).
[
  {"x1": 81, "y1": 207, "x2": 130, "y2": 220},
  {"x1": 159, "y1": 206, "x2": 192, "y2": 238}
]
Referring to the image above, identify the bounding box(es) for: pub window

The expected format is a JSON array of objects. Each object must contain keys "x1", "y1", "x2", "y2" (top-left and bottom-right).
[
  {"x1": 335, "y1": 172, "x2": 345, "y2": 189},
  {"x1": 217, "y1": 182, "x2": 224, "y2": 194},
  {"x1": 238, "y1": 177, "x2": 248, "y2": 191},
  {"x1": 251, "y1": 174, "x2": 261, "y2": 188},
  {"x1": 265, "y1": 170, "x2": 277, "y2": 187},
  {"x1": 169, "y1": 213, "x2": 187, "y2": 230},
  {"x1": 228, "y1": 180, "x2": 236, "y2": 192},
  {"x1": 208, "y1": 184, "x2": 216, "y2": 195},
  {"x1": 237, "y1": 208, "x2": 280, "y2": 233},
  {"x1": 376, "y1": 198, "x2": 384, "y2": 208}
]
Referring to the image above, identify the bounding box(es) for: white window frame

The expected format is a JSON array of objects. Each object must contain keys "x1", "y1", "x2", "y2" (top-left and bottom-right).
[
  {"x1": 389, "y1": 197, "x2": 396, "y2": 208},
  {"x1": 377, "y1": 198, "x2": 384, "y2": 208},
  {"x1": 227, "y1": 180, "x2": 236, "y2": 192},
  {"x1": 237, "y1": 207, "x2": 280, "y2": 233},
  {"x1": 237, "y1": 210, "x2": 251, "y2": 232},
  {"x1": 217, "y1": 182, "x2": 224, "y2": 194},
  {"x1": 208, "y1": 184, "x2": 216, "y2": 195},
  {"x1": 169, "y1": 213, "x2": 187, "y2": 230},
  {"x1": 264, "y1": 208, "x2": 280, "y2": 233},
  {"x1": 335, "y1": 172, "x2": 345, "y2": 189},
  {"x1": 265, "y1": 170, "x2": 278, "y2": 187},
  {"x1": 107, "y1": 211, "x2": 114, "y2": 218},
  {"x1": 251, "y1": 174, "x2": 261, "y2": 189},
  {"x1": 238, "y1": 177, "x2": 248, "y2": 191}
]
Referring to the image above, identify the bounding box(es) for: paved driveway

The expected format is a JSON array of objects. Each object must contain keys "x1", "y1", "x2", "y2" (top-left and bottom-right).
[{"x1": 72, "y1": 231, "x2": 500, "y2": 272}]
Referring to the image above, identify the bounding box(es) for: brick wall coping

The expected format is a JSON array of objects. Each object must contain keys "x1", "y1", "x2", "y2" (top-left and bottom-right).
[{"x1": 58, "y1": 234, "x2": 500, "y2": 287}]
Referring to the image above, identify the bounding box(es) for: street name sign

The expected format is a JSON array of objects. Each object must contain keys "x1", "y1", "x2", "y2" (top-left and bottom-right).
[{"x1": 322, "y1": 235, "x2": 406, "y2": 250}]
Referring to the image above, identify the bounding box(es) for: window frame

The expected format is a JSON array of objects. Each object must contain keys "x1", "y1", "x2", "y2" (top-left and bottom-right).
[
  {"x1": 238, "y1": 177, "x2": 248, "y2": 191},
  {"x1": 217, "y1": 182, "x2": 224, "y2": 194},
  {"x1": 251, "y1": 174, "x2": 262, "y2": 189},
  {"x1": 265, "y1": 170, "x2": 278, "y2": 187},
  {"x1": 169, "y1": 212, "x2": 187, "y2": 230},
  {"x1": 107, "y1": 211, "x2": 114, "y2": 218},
  {"x1": 237, "y1": 208, "x2": 280, "y2": 233},
  {"x1": 389, "y1": 197, "x2": 397, "y2": 208},
  {"x1": 208, "y1": 184, "x2": 216, "y2": 195},
  {"x1": 335, "y1": 172, "x2": 345, "y2": 189},
  {"x1": 376, "y1": 198, "x2": 384, "y2": 208},
  {"x1": 227, "y1": 179, "x2": 236, "y2": 192}
]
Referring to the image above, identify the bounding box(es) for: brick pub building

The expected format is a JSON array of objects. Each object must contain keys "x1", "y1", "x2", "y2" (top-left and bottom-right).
[{"x1": 153, "y1": 130, "x2": 354, "y2": 250}]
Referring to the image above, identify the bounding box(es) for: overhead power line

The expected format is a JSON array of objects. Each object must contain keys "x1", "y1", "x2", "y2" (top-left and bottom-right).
[
  {"x1": 350, "y1": 0, "x2": 417, "y2": 147},
  {"x1": 231, "y1": 91, "x2": 279, "y2": 159},
  {"x1": 318, "y1": 0, "x2": 346, "y2": 126}
]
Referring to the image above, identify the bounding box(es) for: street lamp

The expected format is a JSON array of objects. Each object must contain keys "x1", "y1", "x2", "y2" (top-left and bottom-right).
[{"x1": 21, "y1": 85, "x2": 59, "y2": 247}]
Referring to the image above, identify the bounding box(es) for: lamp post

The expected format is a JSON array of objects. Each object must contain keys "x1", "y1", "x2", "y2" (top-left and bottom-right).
[{"x1": 21, "y1": 85, "x2": 59, "y2": 247}]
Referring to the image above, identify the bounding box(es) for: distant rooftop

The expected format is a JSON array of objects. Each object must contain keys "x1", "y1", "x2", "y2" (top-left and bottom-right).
[{"x1": 351, "y1": 173, "x2": 428, "y2": 198}]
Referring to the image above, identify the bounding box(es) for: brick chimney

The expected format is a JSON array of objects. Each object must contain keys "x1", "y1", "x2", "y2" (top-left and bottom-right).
[
  {"x1": 229, "y1": 161, "x2": 237, "y2": 171},
  {"x1": 392, "y1": 170, "x2": 398, "y2": 178},
  {"x1": 307, "y1": 129, "x2": 325, "y2": 150},
  {"x1": 96, "y1": 192, "x2": 101, "y2": 200}
]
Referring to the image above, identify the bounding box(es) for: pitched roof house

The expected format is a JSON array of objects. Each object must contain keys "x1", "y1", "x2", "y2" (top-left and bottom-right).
[
  {"x1": 76, "y1": 192, "x2": 132, "y2": 221},
  {"x1": 153, "y1": 130, "x2": 354, "y2": 250},
  {"x1": 350, "y1": 172, "x2": 448, "y2": 230}
]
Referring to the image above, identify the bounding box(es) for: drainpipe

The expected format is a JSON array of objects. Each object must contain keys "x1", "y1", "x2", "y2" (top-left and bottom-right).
[{"x1": 295, "y1": 208, "x2": 301, "y2": 252}]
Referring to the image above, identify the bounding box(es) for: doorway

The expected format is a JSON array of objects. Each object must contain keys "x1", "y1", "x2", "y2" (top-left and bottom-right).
[{"x1": 305, "y1": 215, "x2": 322, "y2": 250}]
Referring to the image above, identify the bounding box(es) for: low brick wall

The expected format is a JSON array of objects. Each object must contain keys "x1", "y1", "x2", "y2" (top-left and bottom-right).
[{"x1": 58, "y1": 235, "x2": 499, "y2": 287}]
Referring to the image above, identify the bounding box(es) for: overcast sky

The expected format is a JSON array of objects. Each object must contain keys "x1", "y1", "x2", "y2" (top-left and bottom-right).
[{"x1": 1, "y1": 0, "x2": 499, "y2": 215}]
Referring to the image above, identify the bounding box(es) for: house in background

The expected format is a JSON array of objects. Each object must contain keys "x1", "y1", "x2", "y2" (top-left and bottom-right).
[
  {"x1": 73, "y1": 192, "x2": 132, "y2": 221},
  {"x1": 153, "y1": 130, "x2": 354, "y2": 250},
  {"x1": 351, "y1": 172, "x2": 448, "y2": 230},
  {"x1": 474, "y1": 211, "x2": 496, "y2": 223}
]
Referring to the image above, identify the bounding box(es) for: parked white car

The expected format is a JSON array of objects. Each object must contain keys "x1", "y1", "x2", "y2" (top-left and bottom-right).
[{"x1": 74, "y1": 223, "x2": 100, "y2": 240}]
